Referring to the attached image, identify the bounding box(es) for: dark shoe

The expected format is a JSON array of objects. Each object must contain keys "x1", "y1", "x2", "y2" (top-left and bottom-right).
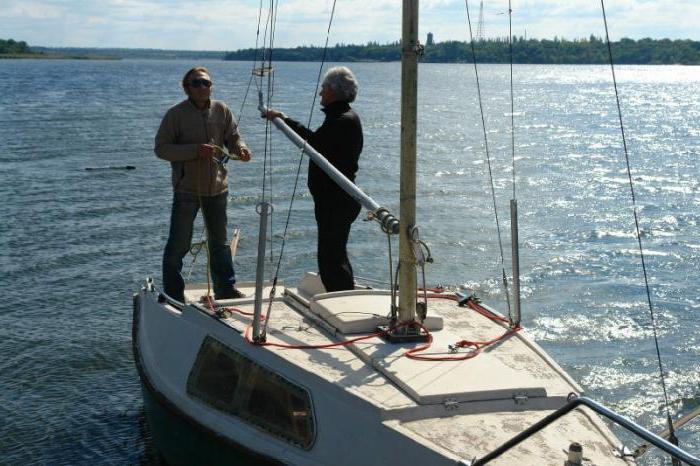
[{"x1": 216, "y1": 288, "x2": 246, "y2": 300}]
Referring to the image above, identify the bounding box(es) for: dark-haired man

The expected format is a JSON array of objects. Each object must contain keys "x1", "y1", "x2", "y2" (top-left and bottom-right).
[{"x1": 155, "y1": 67, "x2": 251, "y2": 302}]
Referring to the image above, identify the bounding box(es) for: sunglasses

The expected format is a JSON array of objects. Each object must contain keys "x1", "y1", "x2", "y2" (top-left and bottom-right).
[{"x1": 188, "y1": 78, "x2": 212, "y2": 89}]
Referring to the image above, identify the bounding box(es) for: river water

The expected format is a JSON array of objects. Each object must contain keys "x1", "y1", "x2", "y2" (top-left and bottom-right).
[{"x1": 0, "y1": 59, "x2": 698, "y2": 464}]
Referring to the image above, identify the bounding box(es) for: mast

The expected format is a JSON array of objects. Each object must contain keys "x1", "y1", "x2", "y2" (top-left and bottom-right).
[{"x1": 398, "y1": 0, "x2": 419, "y2": 323}]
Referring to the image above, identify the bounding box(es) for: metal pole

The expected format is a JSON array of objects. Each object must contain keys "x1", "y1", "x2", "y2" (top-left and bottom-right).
[
  {"x1": 258, "y1": 93, "x2": 399, "y2": 235},
  {"x1": 252, "y1": 202, "x2": 271, "y2": 342},
  {"x1": 510, "y1": 199, "x2": 521, "y2": 327},
  {"x1": 229, "y1": 227, "x2": 241, "y2": 260},
  {"x1": 398, "y1": 0, "x2": 419, "y2": 324}
]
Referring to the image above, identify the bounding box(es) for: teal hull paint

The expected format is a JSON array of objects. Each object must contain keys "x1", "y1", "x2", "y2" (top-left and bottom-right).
[
  {"x1": 134, "y1": 293, "x2": 283, "y2": 466},
  {"x1": 141, "y1": 384, "x2": 280, "y2": 466}
]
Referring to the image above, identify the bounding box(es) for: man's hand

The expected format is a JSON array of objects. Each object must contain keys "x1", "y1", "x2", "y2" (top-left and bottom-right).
[
  {"x1": 237, "y1": 146, "x2": 252, "y2": 162},
  {"x1": 264, "y1": 109, "x2": 286, "y2": 121},
  {"x1": 198, "y1": 143, "x2": 216, "y2": 158}
]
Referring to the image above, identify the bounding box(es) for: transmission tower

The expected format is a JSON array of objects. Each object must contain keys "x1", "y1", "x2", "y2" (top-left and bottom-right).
[{"x1": 476, "y1": 1, "x2": 485, "y2": 41}]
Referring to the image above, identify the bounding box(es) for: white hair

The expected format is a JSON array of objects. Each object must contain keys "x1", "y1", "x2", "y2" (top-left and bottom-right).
[{"x1": 322, "y1": 66, "x2": 359, "y2": 103}]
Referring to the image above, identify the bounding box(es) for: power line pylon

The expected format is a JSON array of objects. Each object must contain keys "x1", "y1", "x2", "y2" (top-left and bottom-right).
[{"x1": 476, "y1": 1, "x2": 485, "y2": 41}]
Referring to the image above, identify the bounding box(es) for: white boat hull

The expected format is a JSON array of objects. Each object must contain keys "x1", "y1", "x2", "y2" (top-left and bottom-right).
[{"x1": 133, "y1": 276, "x2": 634, "y2": 465}]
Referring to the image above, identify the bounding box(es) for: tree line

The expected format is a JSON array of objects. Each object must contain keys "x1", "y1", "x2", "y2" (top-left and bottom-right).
[
  {"x1": 4, "y1": 36, "x2": 699, "y2": 64},
  {"x1": 225, "y1": 36, "x2": 700, "y2": 65},
  {"x1": 0, "y1": 39, "x2": 39, "y2": 55}
]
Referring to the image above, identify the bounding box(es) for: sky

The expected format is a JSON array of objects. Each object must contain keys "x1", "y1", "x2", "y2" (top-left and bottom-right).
[{"x1": 1, "y1": 0, "x2": 699, "y2": 51}]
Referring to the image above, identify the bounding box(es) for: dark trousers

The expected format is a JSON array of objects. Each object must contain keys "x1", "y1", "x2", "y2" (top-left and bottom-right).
[
  {"x1": 162, "y1": 191, "x2": 236, "y2": 301},
  {"x1": 314, "y1": 196, "x2": 361, "y2": 292}
]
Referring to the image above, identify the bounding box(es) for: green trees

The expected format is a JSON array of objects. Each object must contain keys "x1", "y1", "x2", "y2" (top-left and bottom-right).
[
  {"x1": 224, "y1": 37, "x2": 700, "y2": 64},
  {"x1": 0, "y1": 39, "x2": 34, "y2": 55}
]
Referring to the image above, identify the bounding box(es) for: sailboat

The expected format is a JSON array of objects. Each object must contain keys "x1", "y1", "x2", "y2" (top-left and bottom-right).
[{"x1": 133, "y1": 2, "x2": 699, "y2": 465}]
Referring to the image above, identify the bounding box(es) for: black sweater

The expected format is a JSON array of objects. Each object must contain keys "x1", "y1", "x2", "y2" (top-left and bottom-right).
[{"x1": 284, "y1": 101, "x2": 363, "y2": 202}]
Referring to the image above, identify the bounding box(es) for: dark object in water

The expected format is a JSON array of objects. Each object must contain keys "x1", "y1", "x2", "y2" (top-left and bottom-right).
[{"x1": 85, "y1": 165, "x2": 136, "y2": 171}]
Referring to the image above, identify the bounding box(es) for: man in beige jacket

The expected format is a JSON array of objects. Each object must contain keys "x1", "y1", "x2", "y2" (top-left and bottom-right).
[{"x1": 155, "y1": 66, "x2": 251, "y2": 302}]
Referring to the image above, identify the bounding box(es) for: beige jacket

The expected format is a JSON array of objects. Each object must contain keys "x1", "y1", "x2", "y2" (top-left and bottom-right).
[{"x1": 154, "y1": 98, "x2": 245, "y2": 196}]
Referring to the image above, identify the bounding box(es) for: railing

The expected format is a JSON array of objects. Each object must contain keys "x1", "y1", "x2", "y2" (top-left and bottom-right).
[{"x1": 464, "y1": 393, "x2": 699, "y2": 466}]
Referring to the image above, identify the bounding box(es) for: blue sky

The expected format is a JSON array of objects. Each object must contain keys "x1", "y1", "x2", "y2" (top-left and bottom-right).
[{"x1": 1, "y1": 0, "x2": 698, "y2": 51}]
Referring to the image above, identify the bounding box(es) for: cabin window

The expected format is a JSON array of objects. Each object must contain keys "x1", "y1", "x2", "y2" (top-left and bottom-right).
[
  {"x1": 186, "y1": 337, "x2": 243, "y2": 411},
  {"x1": 187, "y1": 336, "x2": 315, "y2": 449},
  {"x1": 239, "y1": 365, "x2": 316, "y2": 449}
]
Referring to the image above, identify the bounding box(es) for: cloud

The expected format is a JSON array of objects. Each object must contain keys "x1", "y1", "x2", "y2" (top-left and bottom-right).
[
  {"x1": 0, "y1": 0, "x2": 698, "y2": 50},
  {"x1": 0, "y1": 1, "x2": 64, "y2": 19}
]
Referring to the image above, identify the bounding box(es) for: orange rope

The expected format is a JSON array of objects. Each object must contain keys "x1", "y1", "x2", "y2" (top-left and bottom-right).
[{"x1": 212, "y1": 291, "x2": 522, "y2": 361}]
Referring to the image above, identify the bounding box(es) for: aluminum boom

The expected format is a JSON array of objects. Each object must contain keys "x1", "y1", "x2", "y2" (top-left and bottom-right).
[{"x1": 259, "y1": 93, "x2": 399, "y2": 234}]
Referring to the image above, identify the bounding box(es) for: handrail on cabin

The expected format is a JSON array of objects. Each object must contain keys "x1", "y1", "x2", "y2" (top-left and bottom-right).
[{"x1": 465, "y1": 393, "x2": 700, "y2": 466}]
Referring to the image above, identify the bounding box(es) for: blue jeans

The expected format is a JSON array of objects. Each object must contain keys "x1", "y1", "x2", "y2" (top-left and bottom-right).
[{"x1": 162, "y1": 191, "x2": 236, "y2": 301}]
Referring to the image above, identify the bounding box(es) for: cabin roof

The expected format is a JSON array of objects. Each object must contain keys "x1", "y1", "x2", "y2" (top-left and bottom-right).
[{"x1": 185, "y1": 282, "x2": 579, "y2": 415}]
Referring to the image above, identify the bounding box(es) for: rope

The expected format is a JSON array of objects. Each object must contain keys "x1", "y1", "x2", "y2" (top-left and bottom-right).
[
  {"x1": 234, "y1": 291, "x2": 520, "y2": 361},
  {"x1": 387, "y1": 233, "x2": 396, "y2": 319},
  {"x1": 196, "y1": 151, "x2": 213, "y2": 298},
  {"x1": 599, "y1": 0, "x2": 677, "y2": 450},
  {"x1": 186, "y1": 239, "x2": 206, "y2": 280},
  {"x1": 463, "y1": 0, "x2": 512, "y2": 317},
  {"x1": 404, "y1": 295, "x2": 521, "y2": 361}
]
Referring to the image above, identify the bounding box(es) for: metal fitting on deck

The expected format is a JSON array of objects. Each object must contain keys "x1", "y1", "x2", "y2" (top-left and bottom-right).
[{"x1": 564, "y1": 442, "x2": 583, "y2": 465}]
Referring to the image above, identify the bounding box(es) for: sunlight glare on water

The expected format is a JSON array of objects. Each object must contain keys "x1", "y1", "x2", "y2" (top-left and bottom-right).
[{"x1": 0, "y1": 60, "x2": 698, "y2": 464}]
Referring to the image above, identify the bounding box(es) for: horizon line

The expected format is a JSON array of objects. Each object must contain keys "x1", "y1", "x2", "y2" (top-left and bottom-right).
[{"x1": 25, "y1": 35, "x2": 699, "y2": 54}]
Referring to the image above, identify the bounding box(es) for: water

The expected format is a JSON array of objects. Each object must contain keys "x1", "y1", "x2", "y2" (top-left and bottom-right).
[{"x1": 0, "y1": 59, "x2": 698, "y2": 465}]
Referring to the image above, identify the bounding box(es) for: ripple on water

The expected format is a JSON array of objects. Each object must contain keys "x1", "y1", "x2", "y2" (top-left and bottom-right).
[{"x1": 2, "y1": 61, "x2": 699, "y2": 464}]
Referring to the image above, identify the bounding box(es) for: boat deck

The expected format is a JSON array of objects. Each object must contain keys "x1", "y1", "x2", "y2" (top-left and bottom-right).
[{"x1": 182, "y1": 278, "x2": 632, "y2": 465}]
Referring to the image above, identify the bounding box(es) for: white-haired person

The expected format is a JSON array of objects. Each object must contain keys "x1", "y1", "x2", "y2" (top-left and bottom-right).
[{"x1": 265, "y1": 66, "x2": 363, "y2": 292}]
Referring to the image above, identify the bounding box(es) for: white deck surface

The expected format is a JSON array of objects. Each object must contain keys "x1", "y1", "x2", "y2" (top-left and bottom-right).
[
  {"x1": 182, "y1": 280, "x2": 633, "y2": 465},
  {"x1": 396, "y1": 408, "x2": 632, "y2": 465}
]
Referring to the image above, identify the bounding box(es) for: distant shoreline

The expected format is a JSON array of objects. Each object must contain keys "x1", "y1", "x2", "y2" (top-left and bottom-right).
[
  {"x1": 224, "y1": 38, "x2": 700, "y2": 65},
  {"x1": 30, "y1": 46, "x2": 225, "y2": 61},
  {"x1": 0, "y1": 53, "x2": 119, "y2": 60},
  {"x1": 0, "y1": 39, "x2": 118, "y2": 60},
  {"x1": 5, "y1": 37, "x2": 699, "y2": 65}
]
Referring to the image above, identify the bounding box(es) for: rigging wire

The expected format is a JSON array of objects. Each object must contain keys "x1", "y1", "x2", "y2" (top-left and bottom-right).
[
  {"x1": 259, "y1": 0, "x2": 338, "y2": 338},
  {"x1": 264, "y1": 0, "x2": 279, "y2": 261},
  {"x1": 268, "y1": 0, "x2": 337, "y2": 278},
  {"x1": 508, "y1": 0, "x2": 516, "y2": 199},
  {"x1": 259, "y1": 0, "x2": 275, "y2": 205},
  {"x1": 184, "y1": 3, "x2": 267, "y2": 282},
  {"x1": 186, "y1": 0, "x2": 267, "y2": 283},
  {"x1": 387, "y1": 233, "x2": 396, "y2": 319},
  {"x1": 235, "y1": 0, "x2": 267, "y2": 124},
  {"x1": 249, "y1": 0, "x2": 280, "y2": 267},
  {"x1": 599, "y1": 0, "x2": 678, "y2": 453},
  {"x1": 463, "y1": 0, "x2": 512, "y2": 317}
]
